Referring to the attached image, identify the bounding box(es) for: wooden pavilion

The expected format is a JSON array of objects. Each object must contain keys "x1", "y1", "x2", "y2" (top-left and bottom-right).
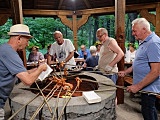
[{"x1": 0, "y1": 0, "x2": 160, "y2": 104}]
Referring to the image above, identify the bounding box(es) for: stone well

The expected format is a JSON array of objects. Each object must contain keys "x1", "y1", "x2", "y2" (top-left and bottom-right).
[{"x1": 9, "y1": 72, "x2": 117, "y2": 120}]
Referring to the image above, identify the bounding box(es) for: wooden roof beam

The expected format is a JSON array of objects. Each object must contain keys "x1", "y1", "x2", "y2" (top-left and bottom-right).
[
  {"x1": 0, "y1": 2, "x2": 159, "y2": 17},
  {"x1": 58, "y1": 0, "x2": 64, "y2": 9},
  {"x1": 77, "y1": 3, "x2": 158, "y2": 15},
  {"x1": 83, "y1": 0, "x2": 92, "y2": 9}
]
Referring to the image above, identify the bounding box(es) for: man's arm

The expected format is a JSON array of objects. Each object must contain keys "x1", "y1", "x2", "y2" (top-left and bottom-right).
[
  {"x1": 16, "y1": 63, "x2": 47, "y2": 85},
  {"x1": 108, "y1": 40, "x2": 124, "y2": 67},
  {"x1": 118, "y1": 66, "x2": 133, "y2": 77},
  {"x1": 127, "y1": 62, "x2": 160, "y2": 93},
  {"x1": 47, "y1": 54, "x2": 52, "y2": 65},
  {"x1": 65, "y1": 50, "x2": 74, "y2": 62}
]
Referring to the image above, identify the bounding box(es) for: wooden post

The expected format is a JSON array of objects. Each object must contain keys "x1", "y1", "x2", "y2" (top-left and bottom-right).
[
  {"x1": 155, "y1": 4, "x2": 160, "y2": 36},
  {"x1": 72, "y1": 14, "x2": 78, "y2": 50},
  {"x1": 59, "y1": 14, "x2": 90, "y2": 50},
  {"x1": 10, "y1": 0, "x2": 27, "y2": 67},
  {"x1": 115, "y1": 0, "x2": 125, "y2": 104}
]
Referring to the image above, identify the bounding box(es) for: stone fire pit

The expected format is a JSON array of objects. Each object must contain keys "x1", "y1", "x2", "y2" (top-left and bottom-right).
[{"x1": 9, "y1": 72, "x2": 117, "y2": 120}]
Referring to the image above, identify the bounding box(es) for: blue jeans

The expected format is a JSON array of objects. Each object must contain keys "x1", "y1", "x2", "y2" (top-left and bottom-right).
[
  {"x1": 104, "y1": 74, "x2": 118, "y2": 84},
  {"x1": 91, "y1": 71, "x2": 118, "y2": 84},
  {"x1": 141, "y1": 93, "x2": 158, "y2": 120}
]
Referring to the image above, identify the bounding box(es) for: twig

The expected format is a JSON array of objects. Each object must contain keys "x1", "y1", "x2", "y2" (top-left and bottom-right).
[
  {"x1": 52, "y1": 87, "x2": 63, "y2": 120},
  {"x1": 58, "y1": 85, "x2": 78, "y2": 120},
  {"x1": 8, "y1": 81, "x2": 53, "y2": 120},
  {"x1": 30, "y1": 85, "x2": 59, "y2": 120},
  {"x1": 35, "y1": 81, "x2": 53, "y2": 115}
]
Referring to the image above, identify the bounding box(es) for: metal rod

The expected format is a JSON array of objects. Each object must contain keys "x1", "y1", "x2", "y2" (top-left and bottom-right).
[
  {"x1": 8, "y1": 81, "x2": 53, "y2": 120},
  {"x1": 64, "y1": 106, "x2": 67, "y2": 120},
  {"x1": 81, "y1": 79, "x2": 160, "y2": 96},
  {"x1": 20, "y1": 87, "x2": 116, "y2": 93}
]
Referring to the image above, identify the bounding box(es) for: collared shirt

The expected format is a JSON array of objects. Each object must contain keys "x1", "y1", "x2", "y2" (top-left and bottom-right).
[
  {"x1": 28, "y1": 51, "x2": 44, "y2": 62},
  {"x1": 78, "y1": 49, "x2": 91, "y2": 59},
  {"x1": 0, "y1": 43, "x2": 26, "y2": 108},
  {"x1": 133, "y1": 32, "x2": 160, "y2": 93}
]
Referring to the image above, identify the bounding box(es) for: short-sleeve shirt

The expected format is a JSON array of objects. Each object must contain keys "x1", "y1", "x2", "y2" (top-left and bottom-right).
[
  {"x1": 85, "y1": 55, "x2": 99, "y2": 71},
  {"x1": 78, "y1": 49, "x2": 91, "y2": 59},
  {"x1": 0, "y1": 43, "x2": 27, "y2": 108},
  {"x1": 49, "y1": 39, "x2": 76, "y2": 69},
  {"x1": 133, "y1": 32, "x2": 160, "y2": 93},
  {"x1": 28, "y1": 52, "x2": 44, "y2": 62}
]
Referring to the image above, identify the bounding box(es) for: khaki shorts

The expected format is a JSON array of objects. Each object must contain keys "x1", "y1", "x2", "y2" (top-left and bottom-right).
[{"x1": 0, "y1": 108, "x2": 4, "y2": 120}]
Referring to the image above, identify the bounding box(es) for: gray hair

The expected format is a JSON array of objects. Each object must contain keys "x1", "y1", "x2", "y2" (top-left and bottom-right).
[
  {"x1": 53, "y1": 31, "x2": 62, "y2": 36},
  {"x1": 132, "y1": 18, "x2": 150, "y2": 31},
  {"x1": 90, "y1": 46, "x2": 97, "y2": 54},
  {"x1": 96, "y1": 28, "x2": 108, "y2": 35}
]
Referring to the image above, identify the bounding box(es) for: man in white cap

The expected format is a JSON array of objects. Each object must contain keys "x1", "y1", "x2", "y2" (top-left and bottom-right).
[{"x1": 0, "y1": 24, "x2": 47, "y2": 119}]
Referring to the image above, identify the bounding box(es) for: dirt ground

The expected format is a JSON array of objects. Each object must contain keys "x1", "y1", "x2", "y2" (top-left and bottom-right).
[{"x1": 4, "y1": 91, "x2": 160, "y2": 120}]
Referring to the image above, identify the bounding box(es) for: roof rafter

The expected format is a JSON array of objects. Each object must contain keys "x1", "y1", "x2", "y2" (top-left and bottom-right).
[
  {"x1": 83, "y1": 0, "x2": 92, "y2": 9},
  {"x1": 58, "y1": 0, "x2": 64, "y2": 10}
]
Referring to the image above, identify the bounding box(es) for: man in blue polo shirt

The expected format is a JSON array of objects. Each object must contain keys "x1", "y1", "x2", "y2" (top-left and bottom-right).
[
  {"x1": 78, "y1": 44, "x2": 91, "y2": 59},
  {"x1": 118, "y1": 18, "x2": 160, "y2": 120}
]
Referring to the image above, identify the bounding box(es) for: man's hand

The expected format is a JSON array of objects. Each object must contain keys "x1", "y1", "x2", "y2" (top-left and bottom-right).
[
  {"x1": 38, "y1": 63, "x2": 47, "y2": 72},
  {"x1": 127, "y1": 84, "x2": 141, "y2": 93},
  {"x1": 93, "y1": 65, "x2": 98, "y2": 71},
  {"x1": 60, "y1": 61, "x2": 66, "y2": 68},
  {"x1": 38, "y1": 59, "x2": 47, "y2": 65},
  {"x1": 118, "y1": 71, "x2": 126, "y2": 77},
  {"x1": 105, "y1": 65, "x2": 113, "y2": 72}
]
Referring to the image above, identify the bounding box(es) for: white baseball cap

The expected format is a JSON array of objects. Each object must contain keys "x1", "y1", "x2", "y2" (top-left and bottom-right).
[{"x1": 8, "y1": 24, "x2": 33, "y2": 37}]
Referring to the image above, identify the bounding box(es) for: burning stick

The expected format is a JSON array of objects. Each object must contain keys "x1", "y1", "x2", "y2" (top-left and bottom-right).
[
  {"x1": 64, "y1": 68, "x2": 68, "y2": 76},
  {"x1": 30, "y1": 85, "x2": 59, "y2": 120},
  {"x1": 8, "y1": 80, "x2": 53, "y2": 120},
  {"x1": 58, "y1": 77, "x2": 82, "y2": 120},
  {"x1": 35, "y1": 81, "x2": 53, "y2": 115},
  {"x1": 75, "y1": 77, "x2": 82, "y2": 89},
  {"x1": 52, "y1": 87, "x2": 63, "y2": 120}
]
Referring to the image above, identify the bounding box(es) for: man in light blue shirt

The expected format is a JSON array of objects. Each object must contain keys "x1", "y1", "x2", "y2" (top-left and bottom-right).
[
  {"x1": 118, "y1": 18, "x2": 160, "y2": 120},
  {"x1": 78, "y1": 44, "x2": 91, "y2": 59}
]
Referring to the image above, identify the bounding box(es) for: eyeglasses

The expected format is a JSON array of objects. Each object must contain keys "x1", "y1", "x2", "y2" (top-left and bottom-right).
[{"x1": 97, "y1": 34, "x2": 104, "y2": 38}]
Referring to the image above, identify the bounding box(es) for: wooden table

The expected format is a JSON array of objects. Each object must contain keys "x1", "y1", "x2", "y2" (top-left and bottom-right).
[
  {"x1": 27, "y1": 62, "x2": 38, "y2": 70},
  {"x1": 74, "y1": 58, "x2": 85, "y2": 62},
  {"x1": 124, "y1": 62, "x2": 132, "y2": 68},
  {"x1": 74, "y1": 58, "x2": 85, "y2": 66}
]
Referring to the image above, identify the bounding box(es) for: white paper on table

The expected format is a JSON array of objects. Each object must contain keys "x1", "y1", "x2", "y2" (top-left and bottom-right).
[
  {"x1": 38, "y1": 64, "x2": 53, "y2": 81},
  {"x1": 82, "y1": 91, "x2": 101, "y2": 104}
]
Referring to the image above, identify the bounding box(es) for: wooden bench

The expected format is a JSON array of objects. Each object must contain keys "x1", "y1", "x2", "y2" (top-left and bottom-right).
[
  {"x1": 157, "y1": 95, "x2": 160, "y2": 99},
  {"x1": 124, "y1": 76, "x2": 133, "y2": 85}
]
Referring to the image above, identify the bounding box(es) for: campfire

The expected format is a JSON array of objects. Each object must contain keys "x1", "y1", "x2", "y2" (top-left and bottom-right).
[
  {"x1": 9, "y1": 71, "x2": 117, "y2": 120},
  {"x1": 30, "y1": 73, "x2": 99, "y2": 97}
]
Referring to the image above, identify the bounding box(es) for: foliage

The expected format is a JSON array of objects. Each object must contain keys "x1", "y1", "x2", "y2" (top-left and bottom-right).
[
  {"x1": 24, "y1": 17, "x2": 67, "y2": 49},
  {"x1": 0, "y1": 13, "x2": 156, "y2": 51},
  {"x1": 0, "y1": 19, "x2": 12, "y2": 39}
]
